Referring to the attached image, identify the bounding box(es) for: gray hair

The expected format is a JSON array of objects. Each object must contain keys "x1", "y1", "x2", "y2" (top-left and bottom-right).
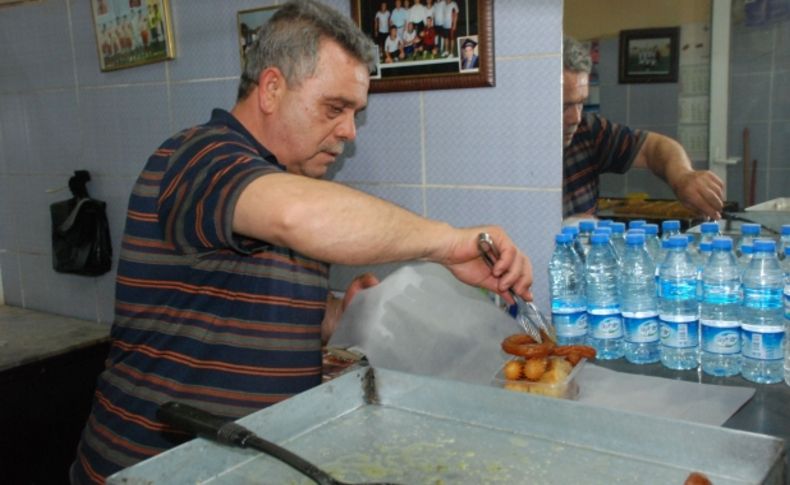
[
  {"x1": 237, "y1": 0, "x2": 376, "y2": 101},
  {"x1": 563, "y1": 35, "x2": 592, "y2": 74}
]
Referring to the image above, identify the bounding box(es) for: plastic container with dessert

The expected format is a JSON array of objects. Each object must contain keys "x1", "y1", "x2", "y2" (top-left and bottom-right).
[{"x1": 492, "y1": 356, "x2": 586, "y2": 399}]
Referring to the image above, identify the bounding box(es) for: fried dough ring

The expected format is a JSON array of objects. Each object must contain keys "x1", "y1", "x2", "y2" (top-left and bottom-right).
[
  {"x1": 501, "y1": 334, "x2": 554, "y2": 359},
  {"x1": 552, "y1": 345, "x2": 597, "y2": 359}
]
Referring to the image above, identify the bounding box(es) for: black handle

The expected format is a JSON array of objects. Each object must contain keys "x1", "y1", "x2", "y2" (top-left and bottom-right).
[{"x1": 157, "y1": 401, "x2": 339, "y2": 485}]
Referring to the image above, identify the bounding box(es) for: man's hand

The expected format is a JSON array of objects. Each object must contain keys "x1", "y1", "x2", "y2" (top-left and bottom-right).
[
  {"x1": 441, "y1": 226, "x2": 533, "y2": 304},
  {"x1": 321, "y1": 273, "x2": 380, "y2": 344},
  {"x1": 671, "y1": 170, "x2": 724, "y2": 220}
]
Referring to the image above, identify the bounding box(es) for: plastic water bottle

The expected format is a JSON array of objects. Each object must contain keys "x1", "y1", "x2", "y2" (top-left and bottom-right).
[
  {"x1": 736, "y1": 223, "x2": 760, "y2": 257},
  {"x1": 660, "y1": 219, "x2": 682, "y2": 262},
  {"x1": 629, "y1": 220, "x2": 646, "y2": 230},
  {"x1": 695, "y1": 241, "x2": 713, "y2": 302},
  {"x1": 738, "y1": 244, "x2": 754, "y2": 274},
  {"x1": 783, "y1": 246, "x2": 790, "y2": 385},
  {"x1": 700, "y1": 237, "x2": 742, "y2": 377},
  {"x1": 561, "y1": 225, "x2": 586, "y2": 264},
  {"x1": 643, "y1": 223, "x2": 661, "y2": 264},
  {"x1": 779, "y1": 224, "x2": 790, "y2": 260},
  {"x1": 593, "y1": 227, "x2": 619, "y2": 266},
  {"x1": 585, "y1": 233, "x2": 624, "y2": 359},
  {"x1": 548, "y1": 233, "x2": 588, "y2": 346},
  {"x1": 578, "y1": 220, "x2": 596, "y2": 260},
  {"x1": 741, "y1": 239, "x2": 785, "y2": 384},
  {"x1": 699, "y1": 221, "x2": 720, "y2": 247},
  {"x1": 620, "y1": 232, "x2": 660, "y2": 364},
  {"x1": 610, "y1": 222, "x2": 627, "y2": 262},
  {"x1": 658, "y1": 235, "x2": 700, "y2": 370}
]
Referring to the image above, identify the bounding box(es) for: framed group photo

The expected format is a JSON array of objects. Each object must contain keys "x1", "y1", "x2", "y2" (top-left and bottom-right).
[
  {"x1": 351, "y1": 0, "x2": 494, "y2": 93},
  {"x1": 618, "y1": 27, "x2": 679, "y2": 84},
  {"x1": 90, "y1": 0, "x2": 175, "y2": 72},
  {"x1": 237, "y1": 5, "x2": 280, "y2": 69}
]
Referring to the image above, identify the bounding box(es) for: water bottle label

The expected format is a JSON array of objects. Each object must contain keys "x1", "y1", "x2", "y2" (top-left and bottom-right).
[
  {"x1": 659, "y1": 318, "x2": 699, "y2": 348},
  {"x1": 741, "y1": 327, "x2": 784, "y2": 360},
  {"x1": 552, "y1": 310, "x2": 587, "y2": 337},
  {"x1": 622, "y1": 311, "x2": 659, "y2": 343},
  {"x1": 743, "y1": 287, "x2": 782, "y2": 310},
  {"x1": 659, "y1": 278, "x2": 697, "y2": 301},
  {"x1": 588, "y1": 311, "x2": 623, "y2": 340},
  {"x1": 700, "y1": 319, "x2": 740, "y2": 355}
]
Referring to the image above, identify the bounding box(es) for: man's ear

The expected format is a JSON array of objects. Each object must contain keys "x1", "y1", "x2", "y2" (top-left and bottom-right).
[{"x1": 257, "y1": 67, "x2": 285, "y2": 115}]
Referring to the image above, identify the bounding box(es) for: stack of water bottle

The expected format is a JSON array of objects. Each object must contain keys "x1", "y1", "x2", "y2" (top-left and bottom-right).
[{"x1": 549, "y1": 220, "x2": 790, "y2": 385}]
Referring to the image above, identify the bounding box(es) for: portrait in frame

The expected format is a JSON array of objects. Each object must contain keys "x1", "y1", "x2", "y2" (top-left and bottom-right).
[
  {"x1": 90, "y1": 0, "x2": 175, "y2": 72},
  {"x1": 351, "y1": 0, "x2": 494, "y2": 93},
  {"x1": 618, "y1": 27, "x2": 680, "y2": 84}
]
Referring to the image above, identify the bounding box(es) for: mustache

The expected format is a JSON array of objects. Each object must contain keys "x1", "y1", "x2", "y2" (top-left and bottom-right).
[{"x1": 322, "y1": 142, "x2": 345, "y2": 156}]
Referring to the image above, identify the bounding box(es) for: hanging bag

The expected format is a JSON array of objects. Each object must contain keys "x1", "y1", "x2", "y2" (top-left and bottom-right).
[{"x1": 50, "y1": 170, "x2": 112, "y2": 276}]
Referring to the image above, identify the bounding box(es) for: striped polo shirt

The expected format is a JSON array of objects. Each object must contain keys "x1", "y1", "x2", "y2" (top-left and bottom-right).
[
  {"x1": 563, "y1": 113, "x2": 646, "y2": 217},
  {"x1": 71, "y1": 109, "x2": 330, "y2": 483}
]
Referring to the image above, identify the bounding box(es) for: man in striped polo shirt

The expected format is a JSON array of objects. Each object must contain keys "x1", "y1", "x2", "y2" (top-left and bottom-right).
[
  {"x1": 562, "y1": 35, "x2": 724, "y2": 221},
  {"x1": 71, "y1": 1, "x2": 534, "y2": 483}
]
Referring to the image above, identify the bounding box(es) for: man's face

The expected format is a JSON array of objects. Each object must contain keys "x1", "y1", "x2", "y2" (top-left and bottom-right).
[
  {"x1": 562, "y1": 69, "x2": 589, "y2": 147},
  {"x1": 275, "y1": 40, "x2": 369, "y2": 178},
  {"x1": 463, "y1": 45, "x2": 474, "y2": 59}
]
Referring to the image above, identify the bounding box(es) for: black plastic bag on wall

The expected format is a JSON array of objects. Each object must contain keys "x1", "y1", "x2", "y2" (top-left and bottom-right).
[{"x1": 50, "y1": 170, "x2": 112, "y2": 276}]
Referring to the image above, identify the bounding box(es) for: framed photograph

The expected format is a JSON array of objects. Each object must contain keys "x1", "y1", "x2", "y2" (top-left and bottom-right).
[
  {"x1": 90, "y1": 0, "x2": 175, "y2": 72},
  {"x1": 351, "y1": 0, "x2": 494, "y2": 93},
  {"x1": 237, "y1": 5, "x2": 280, "y2": 69},
  {"x1": 618, "y1": 27, "x2": 679, "y2": 84}
]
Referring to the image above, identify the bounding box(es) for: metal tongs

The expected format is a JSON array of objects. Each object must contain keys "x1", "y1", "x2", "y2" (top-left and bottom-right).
[{"x1": 477, "y1": 233, "x2": 556, "y2": 344}]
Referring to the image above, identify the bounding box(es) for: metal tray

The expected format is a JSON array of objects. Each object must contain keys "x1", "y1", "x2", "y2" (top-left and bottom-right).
[{"x1": 108, "y1": 366, "x2": 785, "y2": 485}]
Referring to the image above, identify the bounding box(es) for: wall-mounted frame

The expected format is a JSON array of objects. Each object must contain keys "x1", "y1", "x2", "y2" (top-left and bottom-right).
[
  {"x1": 90, "y1": 0, "x2": 175, "y2": 72},
  {"x1": 237, "y1": 5, "x2": 280, "y2": 69},
  {"x1": 618, "y1": 27, "x2": 679, "y2": 84},
  {"x1": 351, "y1": 0, "x2": 494, "y2": 93}
]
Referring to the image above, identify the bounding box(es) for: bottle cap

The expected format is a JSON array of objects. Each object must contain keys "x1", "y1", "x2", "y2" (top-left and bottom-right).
[
  {"x1": 643, "y1": 223, "x2": 658, "y2": 235},
  {"x1": 699, "y1": 242, "x2": 712, "y2": 252},
  {"x1": 629, "y1": 220, "x2": 646, "y2": 229},
  {"x1": 590, "y1": 233, "x2": 609, "y2": 245},
  {"x1": 625, "y1": 233, "x2": 645, "y2": 245},
  {"x1": 741, "y1": 223, "x2": 760, "y2": 236},
  {"x1": 687, "y1": 234, "x2": 696, "y2": 244},
  {"x1": 611, "y1": 222, "x2": 626, "y2": 234},
  {"x1": 593, "y1": 227, "x2": 612, "y2": 235},
  {"x1": 753, "y1": 238, "x2": 776, "y2": 252},
  {"x1": 785, "y1": 246, "x2": 790, "y2": 256},
  {"x1": 627, "y1": 228, "x2": 646, "y2": 235},
  {"x1": 701, "y1": 222, "x2": 719, "y2": 234},
  {"x1": 562, "y1": 226, "x2": 579, "y2": 237},
  {"x1": 782, "y1": 224, "x2": 790, "y2": 236},
  {"x1": 662, "y1": 219, "x2": 680, "y2": 233},
  {"x1": 667, "y1": 234, "x2": 688, "y2": 248},
  {"x1": 711, "y1": 236, "x2": 733, "y2": 251},
  {"x1": 596, "y1": 219, "x2": 613, "y2": 228},
  {"x1": 555, "y1": 233, "x2": 572, "y2": 244},
  {"x1": 741, "y1": 244, "x2": 753, "y2": 255},
  {"x1": 579, "y1": 220, "x2": 596, "y2": 232}
]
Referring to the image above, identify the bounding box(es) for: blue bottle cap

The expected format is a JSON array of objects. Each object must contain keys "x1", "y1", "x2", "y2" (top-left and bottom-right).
[
  {"x1": 699, "y1": 242, "x2": 712, "y2": 252},
  {"x1": 668, "y1": 234, "x2": 688, "y2": 248},
  {"x1": 562, "y1": 226, "x2": 579, "y2": 237},
  {"x1": 629, "y1": 220, "x2": 646, "y2": 229},
  {"x1": 590, "y1": 233, "x2": 609, "y2": 245},
  {"x1": 785, "y1": 246, "x2": 790, "y2": 256},
  {"x1": 555, "y1": 233, "x2": 572, "y2": 244},
  {"x1": 593, "y1": 227, "x2": 612, "y2": 235},
  {"x1": 627, "y1": 228, "x2": 646, "y2": 235},
  {"x1": 611, "y1": 222, "x2": 626, "y2": 234},
  {"x1": 662, "y1": 219, "x2": 680, "y2": 232},
  {"x1": 753, "y1": 239, "x2": 776, "y2": 252},
  {"x1": 782, "y1": 224, "x2": 790, "y2": 236},
  {"x1": 579, "y1": 220, "x2": 596, "y2": 232},
  {"x1": 687, "y1": 234, "x2": 696, "y2": 244},
  {"x1": 741, "y1": 244, "x2": 753, "y2": 255},
  {"x1": 741, "y1": 223, "x2": 760, "y2": 235},
  {"x1": 596, "y1": 219, "x2": 613, "y2": 227},
  {"x1": 701, "y1": 222, "x2": 719, "y2": 234},
  {"x1": 643, "y1": 223, "x2": 658, "y2": 235},
  {"x1": 711, "y1": 236, "x2": 733, "y2": 251},
  {"x1": 625, "y1": 233, "x2": 645, "y2": 245}
]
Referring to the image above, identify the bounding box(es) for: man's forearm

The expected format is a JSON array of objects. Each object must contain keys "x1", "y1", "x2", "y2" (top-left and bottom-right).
[{"x1": 639, "y1": 132, "x2": 694, "y2": 192}]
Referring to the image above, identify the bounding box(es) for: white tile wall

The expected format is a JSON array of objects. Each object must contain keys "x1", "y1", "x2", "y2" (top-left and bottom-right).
[{"x1": 0, "y1": 0, "x2": 564, "y2": 323}]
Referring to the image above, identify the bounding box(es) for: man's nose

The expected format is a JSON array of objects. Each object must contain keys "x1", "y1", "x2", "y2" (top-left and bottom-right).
[
  {"x1": 336, "y1": 113, "x2": 357, "y2": 141},
  {"x1": 564, "y1": 105, "x2": 582, "y2": 126}
]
